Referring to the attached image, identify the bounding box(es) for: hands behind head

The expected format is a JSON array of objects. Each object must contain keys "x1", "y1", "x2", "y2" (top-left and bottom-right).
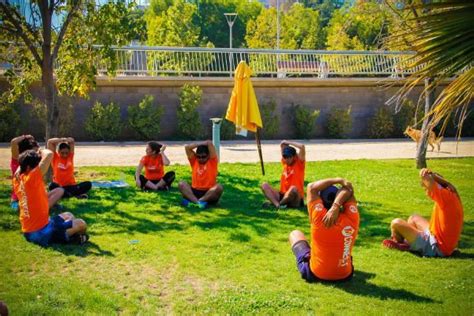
[
  {"x1": 322, "y1": 204, "x2": 340, "y2": 227},
  {"x1": 341, "y1": 179, "x2": 353, "y2": 192},
  {"x1": 160, "y1": 144, "x2": 166, "y2": 153},
  {"x1": 420, "y1": 168, "x2": 432, "y2": 178}
]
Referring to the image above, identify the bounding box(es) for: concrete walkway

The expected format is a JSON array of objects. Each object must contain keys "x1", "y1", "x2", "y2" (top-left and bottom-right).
[{"x1": 1, "y1": 138, "x2": 473, "y2": 168}]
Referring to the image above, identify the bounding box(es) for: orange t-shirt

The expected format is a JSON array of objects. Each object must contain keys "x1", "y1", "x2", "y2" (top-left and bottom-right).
[
  {"x1": 140, "y1": 155, "x2": 165, "y2": 180},
  {"x1": 428, "y1": 182, "x2": 464, "y2": 256},
  {"x1": 52, "y1": 152, "x2": 76, "y2": 186},
  {"x1": 280, "y1": 156, "x2": 305, "y2": 198},
  {"x1": 307, "y1": 198, "x2": 360, "y2": 281},
  {"x1": 189, "y1": 156, "x2": 218, "y2": 190},
  {"x1": 13, "y1": 167, "x2": 49, "y2": 233}
]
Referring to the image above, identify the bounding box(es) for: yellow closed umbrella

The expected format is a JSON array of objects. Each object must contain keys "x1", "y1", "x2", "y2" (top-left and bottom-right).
[{"x1": 225, "y1": 61, "x2": 265, "y2": 175}]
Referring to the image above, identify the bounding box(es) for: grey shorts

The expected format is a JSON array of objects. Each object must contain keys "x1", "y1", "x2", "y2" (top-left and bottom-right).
[{"x1": 410, "y1": 230, "x2": 444, "y2": 257}]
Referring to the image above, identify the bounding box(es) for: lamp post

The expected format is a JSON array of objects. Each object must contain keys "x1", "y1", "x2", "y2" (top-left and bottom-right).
[
  {"x1": 224, "y1": 12, "x2": 237, "y2": 77},
  {"x1": 276, "y1": 0, "x2": 280, "y2": 49}
]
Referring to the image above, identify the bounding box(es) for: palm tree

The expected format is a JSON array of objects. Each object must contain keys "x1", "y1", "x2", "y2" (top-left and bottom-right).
[{"x1": 388, "y1": 0, "x2": 474, "y2": 168}]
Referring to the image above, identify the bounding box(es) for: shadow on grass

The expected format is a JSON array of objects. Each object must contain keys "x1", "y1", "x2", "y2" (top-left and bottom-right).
[
  {"x1": 50, "y1": 241, "x2": 114, "y2": 257},
  {"x1": 334, "y1": 270, "x2": 438, "y2": 303}
]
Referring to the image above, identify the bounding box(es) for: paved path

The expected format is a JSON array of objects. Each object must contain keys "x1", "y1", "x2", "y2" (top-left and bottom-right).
[{"x1": 1, "y1": 138, "x2": 473, "y2": 168}]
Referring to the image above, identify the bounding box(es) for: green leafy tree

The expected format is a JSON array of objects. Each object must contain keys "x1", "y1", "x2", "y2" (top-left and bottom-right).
[
  {"x1": 0, "y1": 1, "x2": 142, "y2": 139},
  {"x1": 289, "y1": 104, "x2": 320, "y2": 139},
  {"x1": 246, "y1": 8, "x2": 277, "y2": 49},
  {"x1": 367, "y1": 107, "x2": 394, "y2": 138},
  {"x1": 326, "y1": 2, "x2": 390, "y2": 50}
]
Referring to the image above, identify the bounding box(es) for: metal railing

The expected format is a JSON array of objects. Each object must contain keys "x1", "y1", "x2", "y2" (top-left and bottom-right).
[{"x1": 97, "y1": 46, "x2": 419, "y2": 78}]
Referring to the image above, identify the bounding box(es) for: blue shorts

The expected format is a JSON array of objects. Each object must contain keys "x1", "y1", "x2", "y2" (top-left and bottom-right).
[
  {"x1": 24, "y1": 216, "x2": 73, "y2": 247},
  {"x1": 291, "y1": 240, "x2": 354, "y2": 283},
  {"x1": 410, "y1": 229, "x2": 444, "y2": 257}
]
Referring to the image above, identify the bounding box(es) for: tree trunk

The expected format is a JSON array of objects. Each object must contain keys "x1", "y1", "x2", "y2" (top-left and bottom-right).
[
  {"x1": 416, "y1": 78, "x2": 434, "y2": 169},
  {"x1": 43, "y1": 65, "x2": 59, "y2": 140}
]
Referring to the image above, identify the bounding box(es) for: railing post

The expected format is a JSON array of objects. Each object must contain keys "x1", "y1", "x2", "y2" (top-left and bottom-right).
[{"x1": 210, "y1": 118, "x2": 223, "y2": 161}]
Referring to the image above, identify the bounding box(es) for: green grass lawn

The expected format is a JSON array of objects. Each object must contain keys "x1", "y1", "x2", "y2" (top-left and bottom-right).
[{"x1": 0, "y1": 158, "x2": 473, "y2": 315}]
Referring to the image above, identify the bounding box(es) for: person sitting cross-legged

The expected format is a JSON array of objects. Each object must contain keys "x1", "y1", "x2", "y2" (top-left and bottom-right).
[
  {"x1": 383, "y1": 168, "x2": 464, "y2": 257},
  {"x1": 289, "y1": 178, "x2": 359, "y2": 282},
  {"x1": 261, "y1": 140, "x2": 305, "y2": 209},
  {"x1": 178, "y1": 140, "x2": 223, "y2": 209},
  {"x1": 13, "y1": 149, "x2": 88, "y2": 247},
  {"x1": 135, "y1": 141, "x2": 175, "y2": 191},
  {"x1": 47, "y1": 137, "x2": 91, "y2": 199}
]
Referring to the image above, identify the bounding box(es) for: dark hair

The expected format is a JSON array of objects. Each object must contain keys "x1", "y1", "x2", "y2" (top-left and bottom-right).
[
  {"x1": 196, "y1": 145, "x2": 209, "y2": 156},
  {"x1": 18, "y1": 150, "x2": 41, "y2": 174},
  {"x1": 147, "y1": 141, "x2": 162, "y2": 154},
  {"x1": 18, "y1": 138, "x2": 35, "y2": 154},
  {"x1": 58, "y1": 142, "x2": 70, "y2": 151},
  {"x1": 282, "y1": 146, "x2": 296, "y2": 158}
]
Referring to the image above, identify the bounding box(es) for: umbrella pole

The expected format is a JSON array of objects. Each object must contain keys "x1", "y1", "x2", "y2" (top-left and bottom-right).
[{"x1": 256, "y1": 128, "x2": 265, "y2": 176}]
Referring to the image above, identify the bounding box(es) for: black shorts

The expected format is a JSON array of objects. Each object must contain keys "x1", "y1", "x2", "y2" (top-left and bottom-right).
[
  {"x1": 279, "y1": 192, "x2": 305, "y2": 207},
  {"x1": 139, "y1": 171, "x2": 175, "y2": 190},
  {"x1": 192, "y1": 187, "x2": 219, "y2": 204}
]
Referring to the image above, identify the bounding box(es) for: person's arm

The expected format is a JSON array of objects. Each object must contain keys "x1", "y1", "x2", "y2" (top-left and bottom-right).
[
  {"x1": 421, "y1": 168, "x2": 458, "y2": 195},
  {"x1": 38, "y1": 149, "x2": 53, "y2": 176},
  {"x1": 46, "y1": 137, "x2": 62, "y2": 152},
  {"x1": 282, "y1": 140, "x2": 305, "y2": 161},
  {"x1": 280, "y1": 140, "x2": 288, "y2": 155},
  {"x1": 160, "y1": 144, "x2": 170, "y2": 166},
  {"x1": 67, "y1": 137, "x2": 75, "y2": 154},
  {"x1": 184, "y1": 143, "x2": 197, "y2": 160},
  {"x1": 207, "y1": 140, "x2": 217, "y2": 159},
  {"x1": 135, "y1": 161, "x2": 144, "y2": 188},
  {"x1": 11, "y1": 135, "x2": 33, "y2": 159}
]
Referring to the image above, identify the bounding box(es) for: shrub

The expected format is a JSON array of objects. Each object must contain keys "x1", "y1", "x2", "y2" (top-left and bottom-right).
[
  {"x1": 326, "y1": 106, "x2": 352, "y2": 138},
  {"x1": 368, "y1": 107, "x2": 394, "y2": 138},
  {"x1": 0, "y1": 103, "x2": 20, "y2": 141},
  {"x1": 289, "y1": 104, "x2": 320, "y2": 139},
  {"x1": 260, "y1": 100, "x2": 280, "y2": 139},
  {"x1": 393, "y1": 99, "x2": 415, "y2": 137},
  {"x1": 85, "y1": 101, "x2": 122, "y2": 141},
  {"x1": 220, "y1": 118, "x2": 236, "y2": 140},
  {"x1": 177, "y1": 84, "x2": 203, "y2": 140},
  {"x1": 128, "y1": 95, "x2": 164, "y2": 140}
]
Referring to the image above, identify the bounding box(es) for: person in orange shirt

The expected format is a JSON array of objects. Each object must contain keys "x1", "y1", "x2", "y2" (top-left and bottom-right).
[
  {"x1": 13, "y1": 149, "x2": 88, "y2": 247},
  {"x1": 9, "y1": 134, "x2": 39, "y2": 211},
  {"x1": 289, "y1": 178, "x2": 359, "y2": 282},
  {"x1": 47, "y1": 137, "x2": 91, "y2": 199},
  {"x1": 261, "y1": 140, "x2": 305, "y2": 209},
  {"x1": 178, "y1": 140, "x2": 223, "y2": 209},
  {"x1": 135, "y1": 141, "x2": 175, "y2": 191},
  {"x1": 383, "y1": 168, "x2": 463, "y2": 257}
]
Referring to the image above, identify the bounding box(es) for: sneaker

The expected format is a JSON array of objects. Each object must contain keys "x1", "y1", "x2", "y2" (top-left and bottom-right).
[
  {"x1": 382, "y1": 239, "x2": 410, "y2": 251},
  {"x1": 181, "y1": 198, "x2": 191, "y2": 207},
  {"x1": 10, "y1": 201, "x2": 19, "y2": 211},
  {"x1": 70, "y1": 233, "x2": 89, "y2": 245},
  {"x1": 197, "y1": 201, "x2": 208, "y2": 209},
  {"x1": 278, "y1": 204, "x2": 287, "y2": 210}
]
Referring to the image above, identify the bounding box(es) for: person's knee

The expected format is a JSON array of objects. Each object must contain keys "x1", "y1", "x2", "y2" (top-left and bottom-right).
[
  {"x1": 289, "y1": 186, "x2": 298, "y2": 196},
  {"x1": 261, "y1": 182, "x2": 270, "y2": 191},
  {"x1": 74, "y1": 219, "x2": 87, "y2": 232},
  {"x1": 289, "y1": 230, "x2": 305, "y2": 244},
  {"x1": 391, "y1": 218, "x2": 404, "y2": 229},
  {"x1": 215, "y1": 184, "x2": 223, "y2": 194},
  {"x1": 408, "y1": 214, "x2": 421, "y2": 224},
  {"x1": 54, "y1": 187, "x2": 65, "y2": 197}
]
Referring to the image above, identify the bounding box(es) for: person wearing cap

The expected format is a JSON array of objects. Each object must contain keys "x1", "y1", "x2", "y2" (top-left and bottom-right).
[
  {"x1": 261, "y1": 140, "x2": 305, "y2": 209},
  {"x1": 289, "y1": 178, "x2": 359, "y2": 282},
  {"x1": 178, "y1": 140, "x2": 223, "y2": 209},
  {"x1": 383, "y1": 168, "x2": 463, "y2": 257}
]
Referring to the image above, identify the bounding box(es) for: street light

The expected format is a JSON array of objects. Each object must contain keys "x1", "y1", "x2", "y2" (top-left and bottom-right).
[
  {"x1": 224, "y1": 12, "x2": 237, "y2": 77},
  {"x1": 276, "y1": 0, "x2": 280, "y2": 49}
]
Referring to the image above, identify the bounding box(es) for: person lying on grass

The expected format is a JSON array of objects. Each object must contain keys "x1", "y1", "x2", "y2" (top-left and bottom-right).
[
  {"x1": 289, "y1": 178, "x2": 359, "y2": 282},
  {"x1": 13, "y1": 149, "x2": 89, "y2": 247},
  {"x1": 47, "y1": 137, "x2": 91, "y2": 199},
  {"x1": 383, "y1": 168, "x2": 463, "y2": 257},
  {"x1": 178, "y1": 140, "x2": 223, "y2": 209},
  {"x1": 135, "y1": 141, "x2": 175, "y2": 191},
  {"x1": 10, "y1": 134, "x2": 39, "y2": 211},
  {"x1": 261, "y1": 140, "x2": 305, "y2": 209}
]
